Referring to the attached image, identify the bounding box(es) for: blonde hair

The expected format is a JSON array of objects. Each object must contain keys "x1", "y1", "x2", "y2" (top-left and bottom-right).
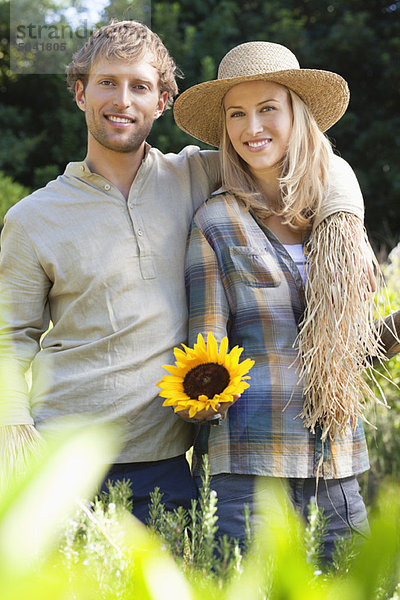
[
  {"x1": 66, "y1": 20, "x2": 180, "y2": 108},
  {"x1": 220, "y1": 87, "x2": 332, "y2": 229}
]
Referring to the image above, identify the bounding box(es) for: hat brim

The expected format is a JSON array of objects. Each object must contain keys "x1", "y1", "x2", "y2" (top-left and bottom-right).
[{"x1": 174, "y1": 69, "x2": 349, "y2": 147}]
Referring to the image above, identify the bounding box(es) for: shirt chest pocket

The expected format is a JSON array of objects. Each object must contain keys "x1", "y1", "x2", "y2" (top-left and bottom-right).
[{"x1": 226, "y1": 246, "x2": 281, "y2": 288}]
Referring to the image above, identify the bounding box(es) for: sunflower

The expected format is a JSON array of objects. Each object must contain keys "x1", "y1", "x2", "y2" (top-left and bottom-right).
[{"x1": 157, "y1": 332, "x2": 254, "y2": 418}]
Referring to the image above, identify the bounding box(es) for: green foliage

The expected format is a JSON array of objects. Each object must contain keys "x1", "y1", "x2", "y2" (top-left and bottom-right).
[
  {"x1": 328, "y1": 533, "x2": 360, "y2": 579},
  {"x1": 0, "y1": 171, "x2": 30, "y2": 224},
  {"x1": 146, "y1": 456, "x2": 244, "y2": 583},
  {"x1": 100, "y1": 0, "x2": 150, "y2": 24},
  {"x1": 362, "y1": 244, "x2": 400, "y2": 501},
  {"x1": 32, "y1": 164, "x2": 61, "y2": 189},
  {"x1": 59, "y1": 488, "x2": 137, "y2": 599},
  {"x1": 0, "y1": 104, "x2": 43, "y2": 181},
  {"x1": 2, "y1": 421, "x2": 400, "y2": 599},
  {"x1": 304, "y1": 496, "x2": 328, "y2": 570},
  {"x1": 55, "y1": 455, "x2": 400, "y2": 599},
  {"x1": 187, "y1": 456, "x2": 220, "y2": 571},
  {"x1": 2, "y1": 0, "x2": 399, "y2": 245},
  {"x1": 0, "y1": 419, "x2": 122, "y2": 599}
]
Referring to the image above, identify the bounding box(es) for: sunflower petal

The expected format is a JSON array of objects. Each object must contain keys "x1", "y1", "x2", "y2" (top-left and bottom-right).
[
  {"x1": 173, "y1": 403, "x2": 190, "y2": 412},
  {"x1": 157, "y1": 380, "x2": 184, "y2": 388},
  {"x1": 228, "y1": 345, "x2": 243, "y2": 364},
  {"x1": 174, "y1": 347, "x2": 188, "y2": 361},
  {"x1": 237, "y1": 358, "x2": 255, "y2": 374},
  {"x1": 206, "y1": 332, "x2": 219, "y2": 362},
  {"x1": 161, "y1": 364, "x2": 189, "y2": 377},
  {"x1": 219, "y1": 392, "x2": 234, "y2": 403},
  {"x1": 195, "y1": 333, "x2": 207, "y2": 352},
  {"x1": 188, "y1": 406, "x2": 199, "y2": 418},
  {"x1": 218, "y1": 336, "x2": 229, "y2": 363},
  {"x1": 162, "y1": 397, "x2": 189, "y2": 406}
]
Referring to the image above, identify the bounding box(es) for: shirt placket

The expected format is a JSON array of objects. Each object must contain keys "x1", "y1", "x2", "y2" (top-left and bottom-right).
[
  {"x1": 92, "y1": 165, "x2": 157, "y2": 281},
  {"x1": 126, "y1": 166, "x2": 156, "y2": 281}
]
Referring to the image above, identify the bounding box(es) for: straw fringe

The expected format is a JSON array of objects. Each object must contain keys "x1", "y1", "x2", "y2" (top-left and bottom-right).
[
  {"x1": 0, "y1": 424, "x2": 44, "y2": 488},
  {"x1": 297, "y1": 212, "x2": 388, "y2": 441}
]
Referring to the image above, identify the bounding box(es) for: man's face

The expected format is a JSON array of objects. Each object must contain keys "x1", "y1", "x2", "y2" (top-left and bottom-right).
[{"x1": 75, "y1": 56, "x2": 167, "y2": 154}]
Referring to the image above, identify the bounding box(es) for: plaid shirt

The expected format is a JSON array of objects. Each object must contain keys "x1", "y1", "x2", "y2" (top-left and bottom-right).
[{"x1": 185, "y1": 192, "x2": 370, "y2": 479}]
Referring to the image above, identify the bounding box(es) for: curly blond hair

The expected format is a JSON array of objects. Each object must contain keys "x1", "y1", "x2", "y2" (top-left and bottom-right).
[{"x1": 66, "y1": 20, "x2": 180, "y2": 109}]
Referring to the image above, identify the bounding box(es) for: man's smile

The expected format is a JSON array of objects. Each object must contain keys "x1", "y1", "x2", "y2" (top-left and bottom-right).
[{"x1": 105, "y1": 113, "x2": 136, "y2": 124}]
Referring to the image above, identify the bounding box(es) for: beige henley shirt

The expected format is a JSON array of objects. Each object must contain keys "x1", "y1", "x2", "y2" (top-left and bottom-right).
[{"x1": 0, "y1": 145, "x2": 219, "y2": 462}]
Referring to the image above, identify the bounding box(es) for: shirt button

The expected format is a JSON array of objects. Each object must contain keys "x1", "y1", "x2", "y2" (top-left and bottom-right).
[
  {"x1": 104, "y1": 184, "x2": 111, "y2": 191},
  {"x1": 137, "y1": 229, "x2": 143, "y2": 236}
]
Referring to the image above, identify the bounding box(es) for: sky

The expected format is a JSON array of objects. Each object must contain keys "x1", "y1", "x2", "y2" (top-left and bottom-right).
[{"x1": 61, "y1": 0, "x2": 109, "y2": 27}]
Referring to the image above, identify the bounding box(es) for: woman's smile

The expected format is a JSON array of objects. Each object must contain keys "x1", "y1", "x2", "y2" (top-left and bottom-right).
[
  {"x1": 244, "y1": 137, "x2": 272, "y2": 151},
  {"x1": 224, "y1": 80, "x2": 293, "y2": 181}
]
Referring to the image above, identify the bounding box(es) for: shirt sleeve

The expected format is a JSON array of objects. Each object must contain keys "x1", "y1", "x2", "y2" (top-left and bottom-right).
[
  {"x1": 185, "y1": 147, "x2": 221, "y2": 213},
  {"x1": 198, "y1": 150, "x2": 221, "y2": 195},
  {"x1": 313, "y1": 154, "x2": 364, "y2": 231},
  {"x1": 0, "y1": 212, "x2": 51, "y2": 425},
  {"x1": 185, "y1": 217, "x2": 230, "y2": 347}
]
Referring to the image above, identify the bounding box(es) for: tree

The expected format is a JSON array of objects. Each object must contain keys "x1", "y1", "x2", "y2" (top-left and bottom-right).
[
  {"x1": 2, "y1": 0, "x2": 399, "y2": 247},
  {"x1": 149, "y1": 0, "x2": 400, "y2": 247}
]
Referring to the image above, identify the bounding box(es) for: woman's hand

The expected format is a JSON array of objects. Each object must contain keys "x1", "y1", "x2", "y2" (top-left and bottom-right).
[{"x1": 177, "y1": 395, "x2": 241, "y2": 424}]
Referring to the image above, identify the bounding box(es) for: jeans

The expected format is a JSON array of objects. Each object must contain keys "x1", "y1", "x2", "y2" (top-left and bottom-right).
[
  {"x1": 195, "y1": 473, "x2": 369, "y2": 560},
  {"x1": 101, "y1": 454, "x2": 197, "y2": 524}
]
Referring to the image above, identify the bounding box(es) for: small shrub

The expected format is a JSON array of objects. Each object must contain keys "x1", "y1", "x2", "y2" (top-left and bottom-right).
[
  {"x1": 363, "y1": 243, "x2": 400, "y2": 501},
  {"x1": 0, "y1": 171, "x2": 30, "y2": 226}
]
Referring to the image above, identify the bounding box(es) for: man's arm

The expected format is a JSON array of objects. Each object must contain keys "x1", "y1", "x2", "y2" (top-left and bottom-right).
[
  {"x1": 378, "y1": 310, "x2": 400, "y2": 360},
  {"x1": 0, "y1": 212, "x2": 51, "y2": 425},
  {"x1": 313, "y1": 154, "x2": 365, "y2": 231},
  {"x1": 0, "y1": 209, "x2": 51, "y2": 474},
  {"x1": 185, "y1": 147, "x2": 221, "y2": 211},
  {"x1": 197, "y1": 151, "x2": 364, "y2": 230}
]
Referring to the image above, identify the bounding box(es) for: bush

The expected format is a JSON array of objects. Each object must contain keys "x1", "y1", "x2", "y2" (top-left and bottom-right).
[
  {"x1": 0, "y1": 171, "x2": 30, "y2": 226},
  {"x1": 362, "y1": 243, "x2": 400, "y2": 501}
]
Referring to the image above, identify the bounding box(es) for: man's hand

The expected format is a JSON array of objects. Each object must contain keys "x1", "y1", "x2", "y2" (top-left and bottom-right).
[
  {"x1": 0, "y1": 425, "x2": 44, "y2": 487},
  {"x1": 379, "y1": 309, "x2": 400, "y2": 360}
]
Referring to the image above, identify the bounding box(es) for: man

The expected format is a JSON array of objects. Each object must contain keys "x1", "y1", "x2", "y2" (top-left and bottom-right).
[
  {"x1": 0, "y1": 21, "x2": 219, "y2": 518},
  {"x1": 0, "y1": 20, "x2": 393, "y2": 522}
]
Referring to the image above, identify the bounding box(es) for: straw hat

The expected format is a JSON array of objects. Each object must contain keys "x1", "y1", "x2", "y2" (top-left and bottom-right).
[{"x1": 174, "y1": 41, "x2": 349, "y2": 147}]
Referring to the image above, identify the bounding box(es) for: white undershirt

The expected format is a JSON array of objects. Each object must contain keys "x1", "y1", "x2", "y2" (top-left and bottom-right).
[{"x1": 283, "y1": 243, "x2": 306, "y2": 284}]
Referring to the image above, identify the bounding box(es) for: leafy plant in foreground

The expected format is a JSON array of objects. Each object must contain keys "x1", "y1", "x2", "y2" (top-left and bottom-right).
[
  {"x1": 146, "y1": 455, "x2": 244, "y2": 583},
  {"x1": 1, "y1": 422, "x2": 400, "y2": 599}
]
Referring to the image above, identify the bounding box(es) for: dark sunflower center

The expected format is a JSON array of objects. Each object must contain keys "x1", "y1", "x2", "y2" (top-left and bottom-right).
[{"x1": 183, "y1": 362, "x2": 230, "y2": 399}]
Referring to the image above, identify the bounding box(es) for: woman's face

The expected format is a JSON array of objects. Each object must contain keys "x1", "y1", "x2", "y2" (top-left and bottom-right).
[{"x1": 224, "y1": 80, "x2": 293, "y2": 182}]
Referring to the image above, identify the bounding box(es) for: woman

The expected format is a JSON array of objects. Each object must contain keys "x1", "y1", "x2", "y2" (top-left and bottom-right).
[{"x1": 173, "y1": 41, "x2": 390, "y2": 559}]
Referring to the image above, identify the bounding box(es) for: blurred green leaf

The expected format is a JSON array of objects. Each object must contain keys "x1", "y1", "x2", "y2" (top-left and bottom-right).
[{"x1": 0, "y1": 420, "x2": 121, "y2": 573}]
